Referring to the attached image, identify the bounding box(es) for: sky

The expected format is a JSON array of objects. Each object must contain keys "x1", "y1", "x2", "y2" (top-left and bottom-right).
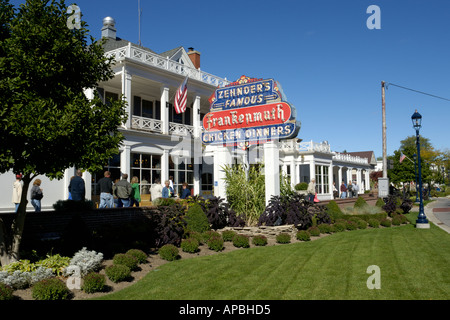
[{"x1": 10, "y1": 0, "x2": 450, "y2": 158}]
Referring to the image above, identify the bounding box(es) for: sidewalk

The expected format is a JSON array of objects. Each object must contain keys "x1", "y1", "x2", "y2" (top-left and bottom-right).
[{"x1": 424, "y1": 196, "x2": 450, "y2": 234}]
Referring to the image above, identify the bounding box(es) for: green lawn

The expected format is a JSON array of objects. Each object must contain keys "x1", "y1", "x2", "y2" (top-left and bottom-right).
[{"x1": 97, "y1": 213, "x2": 450, "y2": 300}]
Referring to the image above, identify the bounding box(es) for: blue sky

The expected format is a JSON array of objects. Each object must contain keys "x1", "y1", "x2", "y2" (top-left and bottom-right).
[{"x1": 10, "y1": 0, "x2": 450, "y2": 158}]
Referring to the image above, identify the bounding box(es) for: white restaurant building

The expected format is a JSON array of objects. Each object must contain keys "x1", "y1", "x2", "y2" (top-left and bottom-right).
[{"x1": 0, "y1": 18, "x2": 377, "y2": 212}]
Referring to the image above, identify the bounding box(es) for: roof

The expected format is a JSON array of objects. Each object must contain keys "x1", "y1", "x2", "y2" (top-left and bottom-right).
[{"x1": 102, "y1": 37, "x2": 157, "y2": 54}]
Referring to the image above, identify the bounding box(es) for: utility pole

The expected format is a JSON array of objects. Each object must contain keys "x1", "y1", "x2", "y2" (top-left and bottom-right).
[
  {"x1": 378, "y1": 81, "x2": 389, "y2": 198},
  {"x1": 381, "y1": 81, "x2": 387, "y2": 178}
]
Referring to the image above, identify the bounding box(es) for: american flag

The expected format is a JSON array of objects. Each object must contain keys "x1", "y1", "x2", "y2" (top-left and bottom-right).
[
  {"x1": 399, "y1": 152, "x2": 406, "y2": 163},
  {"x1": 174, "y1": 76, "x2": 188, "y2": 114}
]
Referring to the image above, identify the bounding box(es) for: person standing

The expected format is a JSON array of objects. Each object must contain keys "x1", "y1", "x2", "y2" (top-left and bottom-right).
[
  {"x1": 340, "y1": 181, "x2": 347, "y2": 199},
  {"x1": 130, "y1": 176, "x2": 141, "y2": 207},
  {"x1": 332, "y1": 182, "x2": 338, "y2": 199},
  {"x1": 68, "y1": 169, "x2": 85, "y2": 201},
  {"x1": 98, "y1": 171, "x2": 114, "y2": 208},
  {"x1": 150, "y1": 178, "x2": 163, "y2": 203},
  {"x1": 180, "y1": 182, "x2": 191, "y2": 199},
  {"x1": 162, "y1": 180, "x2": 174, "y2": 198},
  {"x1": 12, "y1": 174, "x2": 23, "y2": 212},
  {"x1": 307, "y1": 178, "x2": 316, "y2": 203},
  {"x1": 347, "y1": 181, "x2": 353, "y2": 198},
  {"x1": 30, "y1": 179, "x2": 44, "y2": 212},
  {"x1": 114, "y1": 173, "x2": 132, "y2": 207},
  {"x1": 353, "y1": 181, "x2": 359, "y2": 197}
]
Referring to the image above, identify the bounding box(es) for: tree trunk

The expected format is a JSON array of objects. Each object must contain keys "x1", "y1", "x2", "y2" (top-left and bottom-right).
[{"x1": 0, "y1": 175, "x2": 31, "y2": 267}]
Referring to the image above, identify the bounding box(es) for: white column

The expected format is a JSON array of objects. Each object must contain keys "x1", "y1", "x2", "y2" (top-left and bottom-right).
[
  {"x1": 357, "y1": 169, "x2": 362, "y2": 194},
  {"x1": 264, "y1": 141, "x2": 280, "y2": 206},
  {"x1": 161, "y1": 86, "x2": 169, "y2": 135},
  {"x1": 338, "y1": 166, "x2": 343, "y2": 196},
  {"x1": 290, "y1": 159, "x2": 296, "y2": 188},
  {"x1": 365, "y1": 170, "x2": 370, "y2": 191},
  {"x1": 193, "y1": 95, "x2": 201, "y2": 139},
  {"x1": 120, "y1": 145, "x2": 131, "y2": 177},
  {"x1": 121, "y1": 67, "x2": 132, "y2": 129},
  {"x1": 310, "y1": 160, "x2": 316, "y2": 182},
  {"x1": 329, "y1": 164, "x2": 333, "y2": 198},
  {"x1": 161, "y1": 149, "x2": 169, "y2": 184},
  {"x1": 214, "y1": 146, "x2": 232, "y2": 200},
  {"x1": 347, "y1": 167, "x2": 353, "y2": 183}
]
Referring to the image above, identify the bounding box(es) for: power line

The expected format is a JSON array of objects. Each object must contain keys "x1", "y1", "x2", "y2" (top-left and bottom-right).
[{"x1": 386, "y1": 82, "x2": 450, "y2": 102}]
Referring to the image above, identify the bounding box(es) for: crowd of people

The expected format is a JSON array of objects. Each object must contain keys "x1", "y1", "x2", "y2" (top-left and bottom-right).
[
  {"x1": 11, "y1": 170, "x2": 194, "y2": 212},
  {"x1": 337, "y1": 180, "x2": 360, "y2": 199}
]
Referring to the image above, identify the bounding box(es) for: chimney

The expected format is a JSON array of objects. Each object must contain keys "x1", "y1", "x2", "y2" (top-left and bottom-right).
[
  {"x1": 102, "y1": 17, "x2": 116, "y2": 40},
  {"x1": 187, "y1": 47, "x2": 201, "y2": 69}
]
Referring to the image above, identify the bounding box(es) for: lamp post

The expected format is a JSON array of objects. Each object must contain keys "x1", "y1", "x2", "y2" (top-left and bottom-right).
[
  {"x1": 411, "y1": 110, "x2": 430, "y2": 229},
  {"x1": 413, "y1": 154, "x2": 419, "y2": 203}
]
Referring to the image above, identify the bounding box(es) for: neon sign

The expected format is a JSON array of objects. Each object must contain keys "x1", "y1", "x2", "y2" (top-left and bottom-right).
[{"x1": 202, "y1": 75, "x2": 300, "y2": 146}]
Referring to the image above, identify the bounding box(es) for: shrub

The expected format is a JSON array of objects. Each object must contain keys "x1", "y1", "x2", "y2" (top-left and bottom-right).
[
  {"x1": 382, "y1": 195, "x2": 399, "y2": 215},
  {"x1": 207, "y1": 236, "x2": 224, "y2": 252},
  {"x1": 113, "y1": 253, "x2": 139, "y2": 271},
  {"x1": 64, "y1": 247, "x2": 103, "y2": 277},
  {"x1": 375, "y1": 197, "x2": 385, "y2": 207},
  {"x1": 0, "y1": 283, "x2": 14, "y2": 300},
  {"x1": 82, "y1": 272, "x2": 106, "y2": 293},
  {"x1": 126, "y1": 249, "x2": 147, "y2": 264},
  {"x1": 400, "y1": 198, "x2": 413, "y2": 214},
  {"x1": 354, "y1": 197, "x2": 368, "y2": 209},
  {"x1": 333, "y1": 222, "x2": 346, "y2": 232},
  {"x1": 356, "y1": 219, "x2": 368, "y2": 229},
  {"x1": 296, "y1": 230, "x2": 311, "y2": 241},
  {"x1": 317, "y1": 223, "x2": 333, "y2": 234},
  {"x1": 105, "y1": 264, "x2": 131, "y2": 283},
  {"x1": 186, "y1": 231, "x2": 204, "y2": 245},
  {"x1": 276, "y1": 233, "x2": 291, "y2": 244},
  {"x1": 188, "y1": 195, "x2": 245, "y2": 229},
  {"x1": 31, "y1": 278, "x2": 70, "y2": 300},
  {"x1": 380, "y1": 218, "x2": 392, "y2": 227},
  {"x1": 307, "y1": 226, "x2": 320, "y2": 237},
  {"x1": 252, "y1": 235, "x2": 268, "y2": 246},
  {"x1": 221, "y1": 230, "x2": 237, "y2": 242},
  {"x1": 259, "y1": 193, "x2": 330, "y2": 229},
  {"x1": 346, "y1": 220, "x2": 358, "y2": 231},
  {"x1": 232, "y1": 234, "x2": 250, "y2": 248},
  {"x1": 295, "y1": 182, "x2": 308, "y2": 191},
  {"x1": 202, "y1": 230, "x2": 221, "y2": 243},
  {"x1": 36, "y1": 254, "x2": 71, "y2": 276},
  {"x1": 392, "y1": 215, "x2": 402, "y2": 226},
  {"x1": 154, "y1": 197, "x2": 177, "y2": 206},
  {"x1": 184, "y1": 203, "x2": 211, "y2": 234},
  {"x1": 151, "y1": 203, "x2": 187, "y2": 247},
  {"x1": 181, "y1": 238, "x2": 200, "y2": 253},
  {"x1": 326, "y1": 200, "x2": 343, "y2": 221},
  {"x1": 158, "y1": 244, "x2": 179, "y2": 261},
  {"x1": 368, "y1": 219, "x2": 380, "y2": 228}
]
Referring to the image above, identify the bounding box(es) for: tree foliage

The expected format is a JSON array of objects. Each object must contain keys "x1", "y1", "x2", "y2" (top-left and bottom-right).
[{"x1": 0, "y1": 0, "x2": 127, "y2": 265}]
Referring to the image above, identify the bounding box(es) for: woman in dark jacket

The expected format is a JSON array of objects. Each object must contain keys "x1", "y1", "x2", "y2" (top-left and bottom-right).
[{"x1": 30, "y1": 179, "x2": 43, "y2": 212}]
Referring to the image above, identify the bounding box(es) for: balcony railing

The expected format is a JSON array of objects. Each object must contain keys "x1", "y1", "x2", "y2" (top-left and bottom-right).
[
  {"x1": 131, "y1": 116, "x2": 163, "y2": 133},
  {"x1": 298, "y1": 140, "x2": 332, "y2": 153},
  {"x1": 106, "y1": 44, "x2": 230, "y2": 88},
  {"x1": 131, "y1": 116, "x2": 194, "y2": 137},
  {"x1": 333, "y1": 152, "x2": 368, "y2": 165}
]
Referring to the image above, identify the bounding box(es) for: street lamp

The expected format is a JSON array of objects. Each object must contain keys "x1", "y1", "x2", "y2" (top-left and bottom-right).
[
  {"x1": 413, "y1": 154, "x2": 419, "y2": 203},
  {"x1": 411, "y1": 110, "x2": 430, "y2": 229}
]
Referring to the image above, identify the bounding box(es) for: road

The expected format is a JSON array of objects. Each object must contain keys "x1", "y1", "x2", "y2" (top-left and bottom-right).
[{"x1": 425, "y1": 196, "x2": 450, "y2": 233}]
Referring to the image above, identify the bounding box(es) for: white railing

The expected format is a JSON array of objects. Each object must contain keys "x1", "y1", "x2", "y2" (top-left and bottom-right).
[
  {"x1": 169, "y1": 122, "x2": 194, "y2": 136},
  {"x1": 279, "y1": 139, "x2": 299, "y2": 151},
  {"x1": 299, "y1": 140, "x2": 332, "y2": 153},
  {"x1": 131, "y1": 116, "x2": 163, "y2": 133},
  {"x1": 106, "y1": 44, "x2": 229, "y2": 88},
  {"x1": 333, "y1": 152, "x2": 369, "y2": 165}
]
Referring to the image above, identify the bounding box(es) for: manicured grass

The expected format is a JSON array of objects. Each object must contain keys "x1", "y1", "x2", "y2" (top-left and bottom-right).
[{"x1": 97, "y1": 213, "x2": 450, "y2": 300}]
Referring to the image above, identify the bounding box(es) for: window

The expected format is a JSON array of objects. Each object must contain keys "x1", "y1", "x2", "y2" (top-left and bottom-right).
[
  {"x1": 169, "y1": 103, "x2": 192, "y2": 125},
  {"x1": 130, "y1": 153, "x2": 162, "y2": 195},
  {"x1": 201, "y1": 172, "x2": 213, "y2": 191},
  {"x1": 169, "y1": 157, "x2": 194, "y2": 195},
  {"x1": 315, "y1": 165, "x2": 329, "y2": 194},
  {"x1": 133, "y1": 96, "x2": 159, "y2": 120}
]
